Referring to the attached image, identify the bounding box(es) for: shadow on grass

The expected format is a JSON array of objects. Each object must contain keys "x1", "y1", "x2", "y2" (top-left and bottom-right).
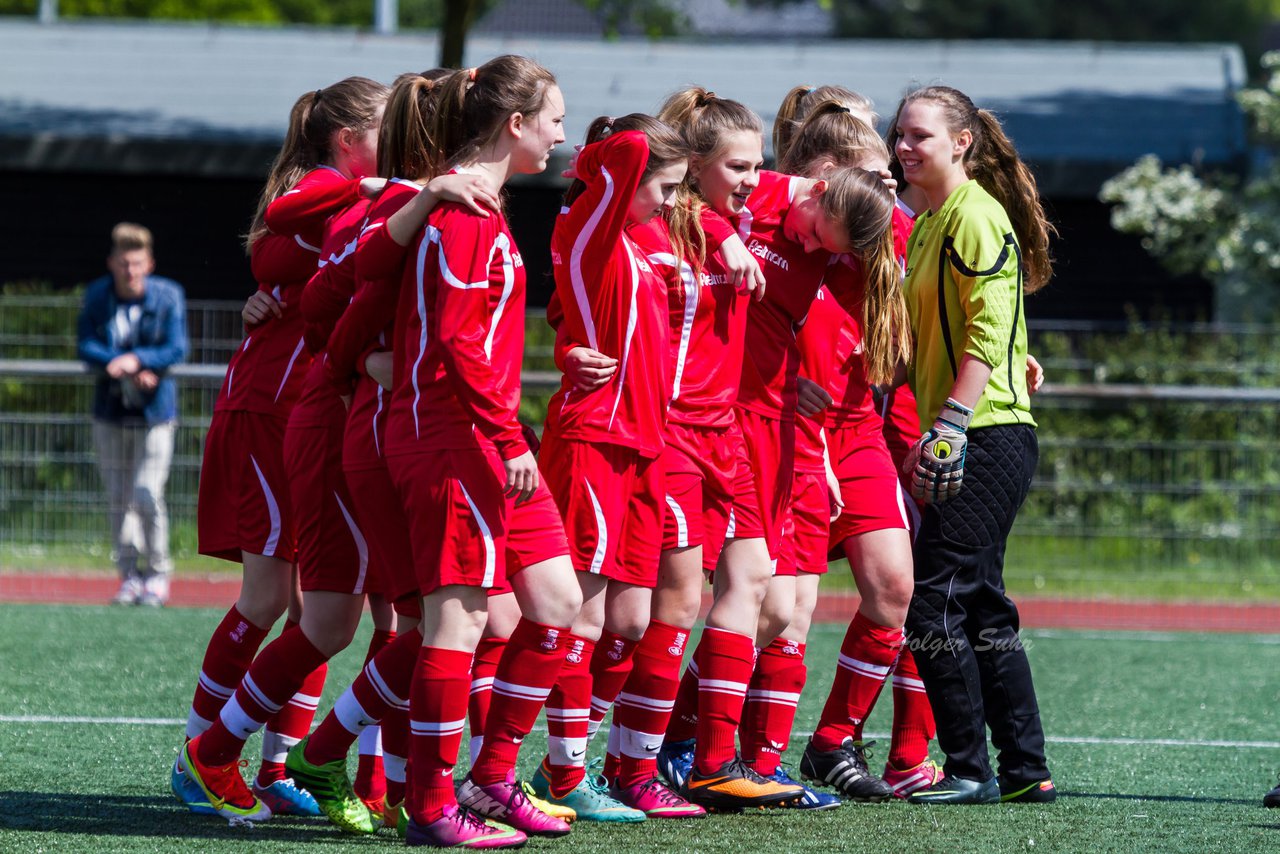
[
  {"x1": 0, "y1": 791, "x2": 377, "y2": 845},
  {"x1": 1059, "y1": 791, "x2": 1258, "y2": 807}
]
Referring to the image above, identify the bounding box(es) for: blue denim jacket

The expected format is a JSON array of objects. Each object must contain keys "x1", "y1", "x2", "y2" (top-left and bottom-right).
[{"x1": 77, "y1": 275, "x2": 188, "y2": 424}]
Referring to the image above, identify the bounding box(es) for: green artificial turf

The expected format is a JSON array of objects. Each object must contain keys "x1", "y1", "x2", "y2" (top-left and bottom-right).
[{"x1": 1, "y1": 604, "x2": 1277, "y2": 853}]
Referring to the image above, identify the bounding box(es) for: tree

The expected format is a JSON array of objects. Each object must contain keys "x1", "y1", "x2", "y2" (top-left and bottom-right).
[{"x1": 1099, "y1": 53, "x2": 1280, "y2": 321}]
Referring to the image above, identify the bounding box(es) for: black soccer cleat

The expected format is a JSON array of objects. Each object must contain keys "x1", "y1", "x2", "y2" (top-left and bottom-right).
[
  {"x1": 799, "y1": 738, "x2": 894, "y2": 802},
  {"x1": 1264, "y1": 779, "x2": 1280, "y2": 808},
  {"x1": 907, "y1": 774, "x2": 1000, "y2": 805},
  {"x1": 1000, "y1": 777, "x2": 1057, "y2": 803}
]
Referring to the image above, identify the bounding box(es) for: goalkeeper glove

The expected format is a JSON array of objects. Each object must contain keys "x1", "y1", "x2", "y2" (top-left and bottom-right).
[{"x1": 906, "y1": 398, "x2": 973, "y2": 504}]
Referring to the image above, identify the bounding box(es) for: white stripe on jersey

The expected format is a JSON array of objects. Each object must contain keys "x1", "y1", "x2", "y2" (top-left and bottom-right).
[
  {"x1": 664, "y1": 494, "x2": 688, "y2": 548},
  {"x1": 249, "y1": 453, "x2": 282, "y2": 556},
  {"x1": 608, "y1": 235, "x2": 642, "y2": 430},
  {"x1": 458, "y1": 481, "x2": 497, "y2": 588},
  {"x1": 584, "y1": 479, "x2": 608, "y2": 574},
  {"x1": 483, "y1": 232, "x2": 515, "y2": 360},
  {"x1": 410, "y1": 229, "x2": 436, "y2": 439},
  {"x1": 334, "y1": 490, "x2": 370, "y2": 593},
  {"x1": 272, "y1": 336, "x2": 306, "y2": 403},
  {"x1": 569, "y1": 167, "x2": 614, "y2": 351},
  {"x1": 648, "y1": 251, "x2": 697, "y2": 401},
  {"x1": 293, "y1": 234, "x2": 321, "y2": 253}
]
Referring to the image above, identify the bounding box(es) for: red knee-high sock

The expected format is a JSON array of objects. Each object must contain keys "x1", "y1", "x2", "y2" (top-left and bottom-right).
[
  {"x1": 382, "y1": 702, "x2": 411, "y2": 809},
  {"x1": 664, "y1": 644, "x2": 702, "y2": 744},
  {"x1": 586, "y1": 631, "x2": 639, "y2": 746},
  {"x1": 259, "y1": 619, "x2": 328, "y2": 784},
  {"x1": 693, "y1": 627, "x2": 755, "y2": 775},
  {"x1": 542, "y1": 634, "x2": 594, "y2": 798},
  {"x1": 887, "y1": 648, "x2": 935, "y2": 769},
  {"x1": 471, "y1": 619, "x2": 570, "y2": 785},
  {"x1": 615, "y1": 621, "x2": 689, "y2": 787},
  {"x1": 812, "y1": 610, "x2": 903, "y2": 752},
  {"x1": 353, "y1": 627, "x2": 395, "y2": 802},
  {"x1": 194, "y1": 624, "x2": 329, "y2": 768},
  {"x1": 740, "y1": 638, "x2": 807, "y2": 776},
  {"x1": 407, "y1": 646, "x2": 472, "y2": 826},
  {"x1": 467, "y1": 636, "x2": 507, "y2": 765},
  {"x1": 187, "y1": 605, "x2": 270, "y2": 740},
  {"x1": 304, "y1": 627, "x2": 420, "y2": 766}
]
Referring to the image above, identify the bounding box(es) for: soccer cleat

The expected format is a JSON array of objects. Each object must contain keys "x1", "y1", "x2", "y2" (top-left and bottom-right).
[
  {"x1": 284, "y1": 736, "x2": 375, "y2": 834},
  {"x1": 681, "y1": 755, "x2": 804, "y2": 811},
  {"x1": 170, "y1": 754, "x2": 218, "y2": 816},
  {"x1": 385, "y1": 800, "x2": 409, "y2": 837},
  {"x1": 112, "y1": 576, "x2": 143, "y2": 606},
  {"x1": 456, "y1": 771, "x2": 571, "y2": 837},
  {"x1": 529, "y1": 763, "x2": 646, "y2": 823},
  {"x1": 1265, "y1": 779, "x2": 1280, "y2": 808},
  {"x1": 359, "y1": 793, "x2": 386, "y2": 822},
  {"x1": 1000, "y1": 777, "x2": 1057, "y2": 803},
  {"x1": 799, "y1": 738, "x2": 893, "y2": 802},
  {"x1": 405, "y1": 803, "x2": 528, "y2": 849},
  {"x1": 610, "y1": 774, "x2": 706, "y2": 818},
  {"x1": 253, "y1": 777, "x2": 323, "y2": 817},
  {"x1": 657, "y1": 738, "x2": 696, "y2": 790},
  {"x1": 883, "y1": 758, "x2": 944, "y2": 799},
  {"x1": 766, "y1": 766, "x2": 841, "y2": 811},
  {"x1": 180, "y1": 739, "x2": 272, "y2": 822},
  {"x1": 907, "y1": 774, "x2": 1000, "y2": 805},
  {"x1": 520, "y1": 780, "x2": 576, "y2": 823}
]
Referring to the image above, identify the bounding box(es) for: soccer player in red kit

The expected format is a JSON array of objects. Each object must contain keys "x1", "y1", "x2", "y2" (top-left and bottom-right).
[
  {"x1": 379, "y1": 56, "x2": 582, "y2": 850},
  {"x1": 573, "y1": 89, "x2": 768, "y2": 816},
  {"x1": 178, "y1": 77, "x2": 387, "y2": 823},
  {"x1": 526, "y1": 116, "x2": 690, "y2": 821}
]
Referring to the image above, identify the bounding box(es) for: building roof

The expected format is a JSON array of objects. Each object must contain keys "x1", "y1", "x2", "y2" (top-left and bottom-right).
[{"x1": 0, "y1": 19, "x2": 1249, "y2": 195}]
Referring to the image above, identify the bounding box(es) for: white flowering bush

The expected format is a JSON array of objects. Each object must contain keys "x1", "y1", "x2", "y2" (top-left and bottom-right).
[{"x1": 1100, "y1": 52, "x2": 1280, "y2": 319}]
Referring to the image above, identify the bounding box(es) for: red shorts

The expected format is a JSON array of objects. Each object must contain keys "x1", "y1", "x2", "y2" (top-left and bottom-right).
[
  {"x1": 198, "y1": 410, "x2": 296, "y2": 563},
  {"x1": 826, "y1": 424, "x2": 913, "y2": 549},
  {"x1": 539, "y1": 432, "x2": 664, "y2": 587},
  {"x1": 726, "y1": 408, "x2": 794, "y2": 561},
  {"x1": 779, "y1": 470, "x2": 831, "y2": 577},
  {"x1": 345, "y1": 462, "x2": 417, "y2": 605},
  {"x1": 389, "y1": 445, "x2": 569, "y2": 596},
  {"x1": 284, "y1": 416, "x2": 372, "y2": 594},
  {"x1": 661, "y1": 421, "x2": 738, "y2": 571}
]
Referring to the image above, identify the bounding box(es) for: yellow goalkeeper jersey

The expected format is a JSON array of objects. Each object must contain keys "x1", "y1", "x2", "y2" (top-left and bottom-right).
[{"x1": 903, "y1": 180, "x2": 1036, "y2": 432}]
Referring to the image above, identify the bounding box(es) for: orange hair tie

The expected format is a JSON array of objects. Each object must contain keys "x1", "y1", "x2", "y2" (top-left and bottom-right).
[{"x1": 467, "y1": 67, "x2": 477, "y2": 81}]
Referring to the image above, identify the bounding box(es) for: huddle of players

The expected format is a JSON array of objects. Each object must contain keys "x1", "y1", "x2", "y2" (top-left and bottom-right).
[{"x1": 170, "y1": 52, "x2": 1056, "y2": 849}]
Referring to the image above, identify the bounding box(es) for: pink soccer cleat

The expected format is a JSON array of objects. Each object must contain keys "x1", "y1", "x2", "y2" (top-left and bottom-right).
[
  {"x1": 456, "y1": 771, "x2": 571, "y2": 837},
  {"x1": 405, "y1": 803, "x2": 527, "y2": 848}
]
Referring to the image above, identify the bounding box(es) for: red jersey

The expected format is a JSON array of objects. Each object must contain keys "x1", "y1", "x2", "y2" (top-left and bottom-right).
[
  {"x1": 385, "y1": 197, "x2": 530, "y2": 460},
  {"x1": 325, "y1": 179, "x2": 422, "y2": 396},
  {"x1": 630, "y1": 207, "x2": 748, "y2": 429},
  {"x1": 290, "y1": 198, "x2": 372, "y2": 430},
  {"x1": 736, "y1": 171, "x2": 841, "y2": 421},
  {"x1": 545, "y1": 131, "x2": 671, "y2": 458}
]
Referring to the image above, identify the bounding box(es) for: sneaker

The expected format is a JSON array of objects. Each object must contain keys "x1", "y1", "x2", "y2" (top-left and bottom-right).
[
  {"x1": 1265, "y1": 779, "x2": 1280, "y2": 808},
  {"x1": 405, "y1": 803, "x2": 528, "y2": 849},
  {"x1": 883, "y1": 758, "x2": 944, "y2": 799},
  {"x1": 385, "y1": 800, "x2": 409, "y2": 837},
  {"x1": 111, "y1": 576, "x2": 143, "y2": 606},
  {"x1": 766, "y1": 766, "x2": 840, "y2": 811},
  {"x1": 284, "y1": 736, "x2": 375, "y2": 833},
  {"x1": 799, "y1": 738, "x2": 893, "y2": 802},
  {"x1": 359, "y1": 793, "x2": 386, "y2": 822},
  {"x1": 456, "y1": 771, "x2": 571, "y2": 837},
  {"x1": 170, "y1": 754, "x2": 218, "y2": 816},
  {"x1": 139, "y1": 573, "x2": 170, "y2": 607},
  {"x1": 1000, "y1": 777, "x2": 1057, "y2": 803},
  {"x1": 253, "y1": 777, "x2": 323, "y2": 817},
  {"x1": 610, "y1": 774, "x2": 706, "y2": 818},
  {"x1": 682, "y1": 754, "x2": 803, "y2": 811},
  {"x1": 181, "y1": 738, "x2": 271, "y2": 822},
  {"x1": 907, "y1": 774, "x2": 1000, "y2": 805},
  {"x1": 520, "y1": 780, "x2": 576, "y2": 823},
  {"x1": 529, "y1": 763, "x2": 645, "y2": 823},
  {"x1": 657, "y1": 738, "x2": 696, "y2": 789}
]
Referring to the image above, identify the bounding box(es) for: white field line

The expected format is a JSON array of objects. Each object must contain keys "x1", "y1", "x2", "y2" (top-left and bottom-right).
[{"x1": 1, "y1": 715, "x2": 1277, "y2": 751}]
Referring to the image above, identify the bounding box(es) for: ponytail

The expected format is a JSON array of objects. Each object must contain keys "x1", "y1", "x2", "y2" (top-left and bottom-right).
[
  {"x1": 777, "y1": 99, "x2": 888, "y2": 178},
  {"x1": 773, "y1": 84, "x2": 877, "y2": 165},
  {"x1": 378, "y1": 69, "x2": 451, "y2": 181},
  {"x1": 819, "y1": 168, "x2": 909, "y2": 386},
  {"x1": 246, "y1": 76, "x2": 387, "y2": 252},
  {"x1": 892, "y1": 86, "x2": 1056, "y2": 292},
  {"x1": 428, "y1": 54, "x2": 557, "y2": 171}
]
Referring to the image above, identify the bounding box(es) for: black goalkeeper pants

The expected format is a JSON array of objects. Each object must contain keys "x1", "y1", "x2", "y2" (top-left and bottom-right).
[{"x1": 905, "y1": 424, "x2": 1050, "y2": 788}]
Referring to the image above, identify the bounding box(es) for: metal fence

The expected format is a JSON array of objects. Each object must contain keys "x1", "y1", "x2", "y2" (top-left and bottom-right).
[{"x1": 2, "y1": 299, "x2": 1278, "y2": 604}]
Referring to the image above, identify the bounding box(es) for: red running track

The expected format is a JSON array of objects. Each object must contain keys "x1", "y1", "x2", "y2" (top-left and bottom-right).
[{"x1": 1, "y1": 572, "x2": 1277, "y2": 633}]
